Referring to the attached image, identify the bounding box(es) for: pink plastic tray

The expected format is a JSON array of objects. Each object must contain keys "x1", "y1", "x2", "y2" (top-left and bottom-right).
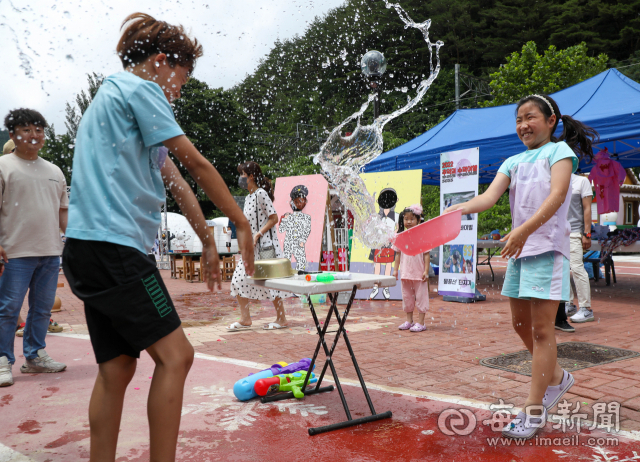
[{"x1": 393, "y1": 209, "x2": 462, "y2": 256}]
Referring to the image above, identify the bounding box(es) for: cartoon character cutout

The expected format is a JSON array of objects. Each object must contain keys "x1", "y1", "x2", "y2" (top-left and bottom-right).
[
  {"x1": 279, "y1": 185, "x2": 312, "y2": 271},
  {"x1": 368, "y1": 188, "x2": 398, "y2": 300}
]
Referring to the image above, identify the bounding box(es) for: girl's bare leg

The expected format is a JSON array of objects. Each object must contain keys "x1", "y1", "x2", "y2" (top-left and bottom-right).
[
  {"x1": 509, "y1": 297, "x2": 563, "y2": 410},
  {"x1": 235, "y1": 296, "x2": 252, "y2": 326},
  {"x1": 146, "y1": 327, "x2": 194, "y2": 462},
  {"x1": 525, "y1": 298, "x2": 563, "y2": 408},
  {"x1": 272, "y1": 297, "x2": 287, "y2": 326}
]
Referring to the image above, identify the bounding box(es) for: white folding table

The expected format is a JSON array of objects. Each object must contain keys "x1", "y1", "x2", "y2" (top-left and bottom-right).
[{"x1": 247, "y1": 273, "x2": 396, "y2": 435}]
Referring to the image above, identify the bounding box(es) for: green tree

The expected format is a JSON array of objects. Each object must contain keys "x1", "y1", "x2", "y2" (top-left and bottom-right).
[
  {"x1": 610, "y1": 50, "x2": 640, "y2": 83},
  {"x1": 172, "y1": 78, "x2": 255, "y2": 217},
  {"x1": 481, "y1": 42, "x2": 608, "y2": 107},
  {"x1": 40, "y1": 73, "x2": 105, "y2": 185},
  {"x1": 64, "y1": 72, "x2": 105, "y2": 139}
]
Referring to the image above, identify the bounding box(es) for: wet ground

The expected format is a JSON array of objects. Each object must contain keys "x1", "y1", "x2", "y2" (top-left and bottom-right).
[{"x1": 2, "y1": 335, "x2": 639, "y2": 461}]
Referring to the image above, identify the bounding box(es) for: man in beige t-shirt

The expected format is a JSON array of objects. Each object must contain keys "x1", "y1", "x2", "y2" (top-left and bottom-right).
[{"x1": 0, "y1": 108, "x2": 68, "y2": 387}]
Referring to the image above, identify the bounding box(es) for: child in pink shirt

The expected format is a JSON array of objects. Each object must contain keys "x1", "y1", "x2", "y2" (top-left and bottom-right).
[{"x1": 392, "y1": 204, "x2": 430, "y2": 332}]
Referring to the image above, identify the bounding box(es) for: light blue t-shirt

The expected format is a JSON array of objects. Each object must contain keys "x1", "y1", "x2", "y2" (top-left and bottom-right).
[
  {"x1": 66, "y1": 72, "x2": 184, "y2": 254},
  {"x1": 497, "y1": 141, "x2": 578, "y2": 259}
]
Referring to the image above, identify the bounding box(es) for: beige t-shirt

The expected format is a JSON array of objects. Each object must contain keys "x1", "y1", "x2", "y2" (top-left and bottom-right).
[{"x1": 0, "y1": 154, "x2": 69, "y2": 258}]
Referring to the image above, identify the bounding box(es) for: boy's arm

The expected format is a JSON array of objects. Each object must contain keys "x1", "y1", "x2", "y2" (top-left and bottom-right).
[
  {"x1": 162, "y1": 135, "x2": 254, "y2": 276},
  {"x1": 161, "y1": 157, "x2": 221, "y2": 290},
  {"x1": 447, "y1": 173, "x2": 510, "y2": 215},
  {"x1": 59, "y1": 208, "x2": 68, "y2": 234},
  {"x1": 501, "y1": 158, "x2": 573, "y2": 259},
  {"x1": 582, "y1": 195, "x2": 592, "y2": 250}
]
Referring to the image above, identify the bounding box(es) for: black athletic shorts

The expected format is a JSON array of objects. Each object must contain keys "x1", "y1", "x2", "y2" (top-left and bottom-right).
[{"x1": 62, "y1": 238, "x2": 181, "y2": 364}]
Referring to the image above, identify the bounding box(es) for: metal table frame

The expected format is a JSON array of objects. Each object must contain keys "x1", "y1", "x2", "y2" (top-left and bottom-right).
[
  {"x1": 249, "y1": 274, "x2": 394, "y2": 435},
  {"x1": 476, "y1": 240, "x2": 504, "y2": 282}
]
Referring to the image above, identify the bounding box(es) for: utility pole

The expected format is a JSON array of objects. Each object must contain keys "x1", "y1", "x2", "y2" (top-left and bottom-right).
[{"x1": 455, "y1": 63, "x2": 460, "y2": 111}]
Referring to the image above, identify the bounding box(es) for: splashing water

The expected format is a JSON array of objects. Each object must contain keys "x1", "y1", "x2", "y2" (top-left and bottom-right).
[{"x1": 313, "y1": 1, "x2": 443, "y2": 249}]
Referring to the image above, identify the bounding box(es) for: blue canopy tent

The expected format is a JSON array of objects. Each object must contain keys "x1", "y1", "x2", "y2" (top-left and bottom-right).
[{"x1": 365, "y1": 69, "x2": 640, "y2": 184}]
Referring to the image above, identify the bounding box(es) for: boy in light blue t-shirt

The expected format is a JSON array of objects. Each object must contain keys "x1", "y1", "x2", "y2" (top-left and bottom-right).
[{"x1": 62, "y1": 12, "x2": 254, "y2": 460}]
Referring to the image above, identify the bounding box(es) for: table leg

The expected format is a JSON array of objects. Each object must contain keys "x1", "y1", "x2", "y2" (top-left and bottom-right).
[
  {"x1": 262, "y1": 284, "x2": 392, "y2": 435},
  {"x1": 170, "y1": 255, "x2": 176, "y2": 279}
]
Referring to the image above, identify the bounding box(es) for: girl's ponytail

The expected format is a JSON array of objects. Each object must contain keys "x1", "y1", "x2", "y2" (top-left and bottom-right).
[
  {"x1": 516, "y1": 94, "x2": 599, "y2": 163},
  {"x1": 557, "y1": 115, "x2": 599, "y2": 164}
]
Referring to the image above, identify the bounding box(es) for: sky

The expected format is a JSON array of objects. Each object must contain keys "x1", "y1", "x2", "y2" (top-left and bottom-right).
[{"x1": 0, "y1": 0, "x2": 346, "y2": 132}]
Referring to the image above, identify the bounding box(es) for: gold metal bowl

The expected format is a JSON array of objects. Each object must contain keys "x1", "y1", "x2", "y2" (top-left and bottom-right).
[{"x1": 250, "y1": 258, "x2": 296, "y2": 280}]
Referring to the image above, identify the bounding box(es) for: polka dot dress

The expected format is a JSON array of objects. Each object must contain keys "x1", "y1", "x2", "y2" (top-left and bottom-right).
[{"x1": 230, "y1": 188, "x2": 291, "y2": 301}]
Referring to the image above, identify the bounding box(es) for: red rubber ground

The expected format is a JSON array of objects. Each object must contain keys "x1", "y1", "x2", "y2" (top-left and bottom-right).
[{"x1": 1, "y1": 335, "x2": 639, "y2": 461}]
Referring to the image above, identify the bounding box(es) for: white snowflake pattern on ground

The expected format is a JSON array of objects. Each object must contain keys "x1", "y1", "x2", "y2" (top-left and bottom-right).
[{"x1": 181, "y1": 385, "x2": 328, "y2": 431}]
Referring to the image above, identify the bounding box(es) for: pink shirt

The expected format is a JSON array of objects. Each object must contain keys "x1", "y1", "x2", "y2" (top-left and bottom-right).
[
  {"x1": 393, "y1": 245, "x2": 427, "y2": 280},
  {"x1": 588, "y1": 150, "x2": 626, "y2": 215}
]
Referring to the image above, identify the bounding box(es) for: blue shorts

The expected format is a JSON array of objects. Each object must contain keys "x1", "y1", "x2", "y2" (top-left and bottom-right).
[{"x1": 501, "y1": 251, "x2": 570, "y2": 301}]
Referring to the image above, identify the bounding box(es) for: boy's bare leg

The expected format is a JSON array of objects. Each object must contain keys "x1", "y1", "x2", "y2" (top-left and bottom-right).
[
  {"x1": 145, "y1": 327, "x2": 194, "y2": 462},
  {"x1": 89, "y1": 355, "x2": 137, "y2": 462}
]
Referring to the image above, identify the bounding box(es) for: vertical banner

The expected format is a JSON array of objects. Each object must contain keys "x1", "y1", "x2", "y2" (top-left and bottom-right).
[{"x1": 438, "y1": 148, "x2": 479, "y2": 298}]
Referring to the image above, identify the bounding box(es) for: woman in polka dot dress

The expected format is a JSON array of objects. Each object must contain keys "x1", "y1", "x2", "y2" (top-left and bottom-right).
[{"x1": 229, "y1": 162, "x2": 290, "y2": 330}]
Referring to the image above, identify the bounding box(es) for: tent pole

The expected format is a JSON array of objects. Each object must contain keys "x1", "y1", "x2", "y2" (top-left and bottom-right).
[{"x1": 455, "y1": 64, "x2": 460, "y2": 110}]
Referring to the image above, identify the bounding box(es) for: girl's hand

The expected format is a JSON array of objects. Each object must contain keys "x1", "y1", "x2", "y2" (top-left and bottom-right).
[
  {"x1": 444, "y1": 203, "x2": 469, "y2": 214},
  {"x1": 392, "y1": 268, "x2": 398, "y2": 280},
  {"x1": 253, "y1": 233, "x2": 261, "y2": 247},
  {"x1": 500, "y1": 226, "x2": 529, "y2": 259},
  {"x1": 422, "y1": 270, "x2": 428, "y2": 282}
]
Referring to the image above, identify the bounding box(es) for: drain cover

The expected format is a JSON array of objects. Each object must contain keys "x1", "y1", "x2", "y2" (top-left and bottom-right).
[{"x1": 480, "y1": 342, "x2": 640, "y2": 376}]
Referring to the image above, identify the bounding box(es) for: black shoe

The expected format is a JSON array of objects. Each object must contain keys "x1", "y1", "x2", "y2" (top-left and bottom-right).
[{"x1": 555, "y1": 320, "x2": 575, "y2": 333}]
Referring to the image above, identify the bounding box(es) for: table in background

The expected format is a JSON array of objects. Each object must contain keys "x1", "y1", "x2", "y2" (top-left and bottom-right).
[
  {"x1": 476, "y1": 239, "x2": 505, "y2": 281},
  {"x1": 247, "y1": 273, "x2": 396, "y2": 435},
  {"x1": 587, "y1": 241, "x2": 640, "y2": 286},
  {"x1": 169, "y1": 253, "x2": 203, "y2": 282}
]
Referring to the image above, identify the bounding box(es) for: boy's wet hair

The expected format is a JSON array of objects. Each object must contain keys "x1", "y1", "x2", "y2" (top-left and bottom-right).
[
  {"x1": 516, "y1": 94, "x2": 599, "y2": 163},
  {"x1": 117, "y1": 13, "x2": 203, "y2": 74},
  {"x1": 4, "y1": 108, "x2": 48, "y2": 133}
]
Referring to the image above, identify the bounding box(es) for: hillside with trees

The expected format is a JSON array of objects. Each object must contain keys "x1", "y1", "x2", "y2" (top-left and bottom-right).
[{"x1": 36, "y1": 0, "x2": 640, "y2": 227}]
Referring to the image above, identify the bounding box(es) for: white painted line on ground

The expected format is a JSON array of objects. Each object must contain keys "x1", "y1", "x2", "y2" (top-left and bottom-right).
[
  {"x1": 46, "y1": 324, "x2": 640, "y2": 440},
  {"x1": 0, "y1": 443, "x2": 32, "y2": 462},
  {"x1": 48, "y1": 332, "x2": 91, "y2": 340}
]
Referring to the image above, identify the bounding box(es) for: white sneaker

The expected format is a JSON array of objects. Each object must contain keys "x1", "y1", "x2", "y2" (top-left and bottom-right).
[
  {"x1": 0, "y1": 356, "x2": 13, "y2": 387},
  {"x1": 20, "y1": 349, "x2": 67, "y2": 373},
  {"x1": 369, "y1": 286, "x2": 379, "y2": 300},
  {"x1": 570, "y1": 307, "x2": 594, "y2": 323},
  {"x1": 382, "y1": 287, "x2": 391, "y2": 300},
  {"x1": 565, "y1": 303, "x2": 578, "y2": 317}
]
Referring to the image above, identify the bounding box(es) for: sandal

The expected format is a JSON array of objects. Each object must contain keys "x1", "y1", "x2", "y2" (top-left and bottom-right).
[
  {"x1": 502, "y1": 407, "x2": 547, "y2": 439},
  {"x1": 226, "y1": 322, "x2": 252, "y2": 331},
  {"x1": 398, "y1": 321, "x2": 414, "y2": 330},
  {"x1": 543, "y1": 370, "x2": 574, "y2": 411},
  {"x1": 263, "y1": 322, "x2": 287, "y2": 330},
  {"x1": 409, "y1": 323, "x2": 427, "y2": 332}
]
